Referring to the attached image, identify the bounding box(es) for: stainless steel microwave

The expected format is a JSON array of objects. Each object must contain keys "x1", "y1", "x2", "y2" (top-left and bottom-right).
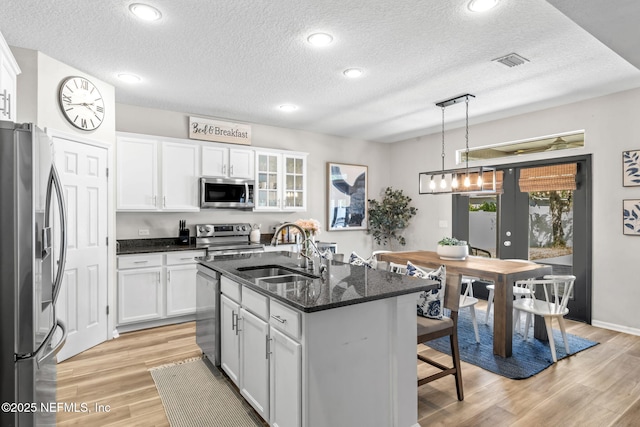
[{"x1": 199, "y1": 177, "x2": 254, "y2": 209}]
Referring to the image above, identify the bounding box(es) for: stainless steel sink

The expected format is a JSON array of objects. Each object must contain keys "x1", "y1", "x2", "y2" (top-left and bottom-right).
[
  {"x1": 259, "y1": 274, "x2": 315, "y2": 284},
  {"x1": 236, "y1": 264, "x2": 319, "y2": 280}
]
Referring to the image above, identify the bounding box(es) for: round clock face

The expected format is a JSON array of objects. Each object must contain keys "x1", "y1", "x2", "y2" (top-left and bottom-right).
[{"x1": 58, "y1": 76, "x2": 105, "y2": 131}]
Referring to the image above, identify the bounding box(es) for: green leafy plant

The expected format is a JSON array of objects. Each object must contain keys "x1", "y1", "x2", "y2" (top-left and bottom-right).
[
  {"x1": 367, "y1": 187, "x2": 418, "y2": 247},
  {"x1": 437, "y1": 237, "x2": 467, "y2": 246},
  {"x1": 469, "y1": 201, "x2": 497, "y2": 212}
]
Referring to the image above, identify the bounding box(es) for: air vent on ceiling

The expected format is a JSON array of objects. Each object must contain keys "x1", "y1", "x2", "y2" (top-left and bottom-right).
[{"x1": 492, "y1": 53, "x2": 529, "y2": 67}]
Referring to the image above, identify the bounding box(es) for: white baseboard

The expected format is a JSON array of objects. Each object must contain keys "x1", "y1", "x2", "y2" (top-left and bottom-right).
[{"x1": 591, "y1": 320, "x2": 640, "y2": 337}]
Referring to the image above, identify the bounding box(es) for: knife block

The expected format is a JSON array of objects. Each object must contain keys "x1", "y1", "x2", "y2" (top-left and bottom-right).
[{"x1": 179, "y1": 229, "x2": 190, "y2": 245}]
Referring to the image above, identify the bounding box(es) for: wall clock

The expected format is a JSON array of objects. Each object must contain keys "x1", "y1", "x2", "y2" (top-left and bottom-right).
[{"x1": 58, "y1": 76, "x2": 105, "y2": 131}]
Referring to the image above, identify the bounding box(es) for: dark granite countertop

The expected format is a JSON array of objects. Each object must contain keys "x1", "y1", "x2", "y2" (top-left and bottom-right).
[
  {"x1": 117, "y1": 238, "x2": 201, "y2": 255},
  {"x1": 198, "y1": 252, "x2": 437, "y2": 313}
]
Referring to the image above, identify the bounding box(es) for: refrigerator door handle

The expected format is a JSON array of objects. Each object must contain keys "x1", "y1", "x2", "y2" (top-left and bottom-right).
[
  {"x1": 47, "y1": 164, "x2": 68, "y2": 306},
  {"x1": 39, "y1": 319, "x2": 67, "y2": 365}
]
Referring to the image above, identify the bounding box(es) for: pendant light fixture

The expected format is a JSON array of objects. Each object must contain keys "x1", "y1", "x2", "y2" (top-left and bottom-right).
[{"x1": 419, "y1": 94, "x2": 497, "y2": 195}]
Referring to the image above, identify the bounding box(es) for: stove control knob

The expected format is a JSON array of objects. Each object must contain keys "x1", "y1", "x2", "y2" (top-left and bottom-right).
[
  {"x1": 236, "y1": 226, "x2": 241, "y2": 231},
  {"x1": 241, "y1": 225, "x2": 247, "y2": 231}
]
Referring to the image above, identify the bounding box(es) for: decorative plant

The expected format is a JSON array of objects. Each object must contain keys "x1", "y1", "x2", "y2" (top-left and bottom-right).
[
  {"x1": 367, "y1": 187, "x2": 418, "y2": 247},
  {"x1": 437, "y1": 237, "x2": 467, "y2": 246}
]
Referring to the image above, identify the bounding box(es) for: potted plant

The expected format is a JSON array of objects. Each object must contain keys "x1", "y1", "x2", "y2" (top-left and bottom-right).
[
  {"x1": 367, "y1": 187, "x2": 418, "y2": 250},
  {"x1": 437, "y1": 237, "x2": 469, "y2": 260}
]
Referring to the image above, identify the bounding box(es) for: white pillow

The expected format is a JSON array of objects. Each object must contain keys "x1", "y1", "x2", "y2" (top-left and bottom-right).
[
  {"x1": 348, "y1": 251, "x2": 374, "y2": 268},
  {"x1": 407, "y1": 261, "x2": 446, "y2": 320}
]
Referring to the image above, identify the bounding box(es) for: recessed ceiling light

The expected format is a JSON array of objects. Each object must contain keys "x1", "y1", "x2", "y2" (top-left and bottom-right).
[
  {"x1": 343, "y1": 68, "x2": 363, "y2": 78},
  {"x1": 129, "y1": 3, "x2": 162, "y2": 21},
  {"x1": 468, "y1": 0, "x2": 498, "y2": 12},
  {"x1": 279, "y1": 104, "x2": 298, "y2": 112},
  {"x1": 307, "y1": 33, "x2": 333, "y2": 47},
  {"x1": 118, "y1": 73, "x2": 142, "y2": 83}
]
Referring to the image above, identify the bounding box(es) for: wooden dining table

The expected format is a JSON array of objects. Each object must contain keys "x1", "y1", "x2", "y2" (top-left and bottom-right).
[{"x1": 379, "y1": 250, "x2": 552, "y2": 358}]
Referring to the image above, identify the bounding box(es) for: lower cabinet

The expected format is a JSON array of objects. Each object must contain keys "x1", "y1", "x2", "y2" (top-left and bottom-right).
[
  {"x1": 117, "y1": 267, "x2": 163, "y2": 324},
  {"x1": 166, "y1": 264, "x2": 197, "y2": 316},
  {"x1": 117, "y1": 250, "x2": 205, "y2": 330},
  {"x1": 219, "y1": 275, "x2": 302, "y2": 427},
  {"x1": 240, "y1": 308, "x2": 270, "y2": 421},
  {"x1": 269, "y1": 327, "x2": 301, "y2": 427},
  {"x1": 220, "y1": 294, "x2": 241, "y2": 385}
]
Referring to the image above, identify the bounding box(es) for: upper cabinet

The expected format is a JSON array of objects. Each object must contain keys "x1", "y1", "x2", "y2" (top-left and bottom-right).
[
  {"x1": 202, "y1": 146, "x2": 253, "y2": 179},
  {"x1": 116, "y1": 132, "x2": 308, "y2": 213},
  {"x1": 0, "y1": 32, "x2": 21, "y2": 122},
  {"x1": 117, "y1": 134, "x2": 199, "y2": 212},
  {"x1": 255, "y1": 150, "x2": 307, "y2": 212}
]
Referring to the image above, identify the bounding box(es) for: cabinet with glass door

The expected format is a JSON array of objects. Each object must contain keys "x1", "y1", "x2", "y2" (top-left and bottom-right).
[{"x1": 255, "y1": 150, "x2": 307, "y2": 212}]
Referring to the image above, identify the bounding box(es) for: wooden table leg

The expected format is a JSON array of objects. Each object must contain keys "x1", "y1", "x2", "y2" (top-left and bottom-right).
[{"x1": 492, "y1": 275, "x2": 513, "y2": 357}]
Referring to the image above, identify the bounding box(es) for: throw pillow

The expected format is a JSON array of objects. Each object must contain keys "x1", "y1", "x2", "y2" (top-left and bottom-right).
[
  {"x1": 348, "y1": 251, "x2": 374, "y2": 268},
  {"x1": 407, "y1": 262, "x2": 446, "y2": 320}
]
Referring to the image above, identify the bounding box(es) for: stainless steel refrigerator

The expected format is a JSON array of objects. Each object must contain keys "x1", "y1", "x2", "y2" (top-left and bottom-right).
[{"x1": 0, "y1": 121, "x2": 68, "y2": 427}]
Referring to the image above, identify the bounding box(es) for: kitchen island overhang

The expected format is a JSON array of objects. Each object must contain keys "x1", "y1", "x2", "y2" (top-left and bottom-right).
[{"x1": 198, "y1": 251, "x2": 438, "y2": 427}]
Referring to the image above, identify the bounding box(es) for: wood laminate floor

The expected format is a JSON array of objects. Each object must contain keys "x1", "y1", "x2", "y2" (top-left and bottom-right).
[{"x1": 57, "y1": 303, "x2": 640, "y2": 427}]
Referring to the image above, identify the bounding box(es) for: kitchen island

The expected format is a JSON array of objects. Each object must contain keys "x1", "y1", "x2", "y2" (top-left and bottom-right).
[{"x1": 197, "y1": 251, "x2": 438, "y2": 427}]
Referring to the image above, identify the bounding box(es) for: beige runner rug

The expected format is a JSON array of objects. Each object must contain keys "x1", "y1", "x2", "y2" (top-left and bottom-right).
[{"x1": 149, "y1": 357, "x2": 261, "y2": 426}]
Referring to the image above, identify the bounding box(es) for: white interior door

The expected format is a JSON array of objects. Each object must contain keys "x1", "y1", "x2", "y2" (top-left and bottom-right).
[{"x1": 53, "y1": 136, "x2": 108, "y2": 362}]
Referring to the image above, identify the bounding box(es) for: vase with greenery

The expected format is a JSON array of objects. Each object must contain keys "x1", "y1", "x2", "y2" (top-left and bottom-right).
[
  {"x1": 437, "y1": 236, "x2": 469, "y2": 259},
  {"x1": 367, "y1": 187, "x2": 418, "y2": 249}
]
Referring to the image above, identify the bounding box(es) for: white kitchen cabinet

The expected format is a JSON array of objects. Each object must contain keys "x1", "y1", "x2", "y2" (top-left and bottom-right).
[
  {"x1": 0, "y1": 32, "x2": 20, "y2": 122},
  {"x1": 116, "y1": 136, "x2": 158, "y2": 210},
  {"x1": 161, "y1": 141, "x2": 199, "y2": 211},
  {"x1": 202, "y1": 146, "x2": 254, "y2": 179},
  {"x1": 116, "y1": 134, "x2": 199, "y2": 211},
  {"x1": 269, "y1": 327, "x2": 301, "y2": 427},
  {"x1": 117, "y1": 250, "x2": 205, "y2": 330},
  {"x1": 220, "y1": 294, "x2": 241, "y2": 385},
  {"x1": 240, "y1": 308, "x2": 270, "y2": 421},
  {"x1": 165, "y1": 264, "x2": 197, "y2": 317},
  {"x1": 254, "y1": 150, "x2": 307, "y2": 212},
  {"x1": 117, "y1": 267, "x2": 163, "y2": 324}
]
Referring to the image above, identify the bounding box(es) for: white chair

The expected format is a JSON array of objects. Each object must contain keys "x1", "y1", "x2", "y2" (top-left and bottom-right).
[
  {"x1": 371, "y1": 250, "x2": 392, "y2": 270},
  {"x1": 387, "y1": 261, "x2": 406, "y2": 274},
  {"x1": 460, "y1": 279, "x2": 480, "y2": 343},
  {"x1": 512, "y1": 275, "x2": 577, "y2": 362},
  {"x1": 485, "y1": 259, "x2": 536, "y2": 326}
]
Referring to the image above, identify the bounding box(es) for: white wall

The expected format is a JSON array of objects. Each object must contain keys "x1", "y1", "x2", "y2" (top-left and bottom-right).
[
  {"x1": 389, "y1": 87, "x2": 640, "y2": 334},
  {"x1": 115, "y1": 103, "x2": 392, "y2": 257}
]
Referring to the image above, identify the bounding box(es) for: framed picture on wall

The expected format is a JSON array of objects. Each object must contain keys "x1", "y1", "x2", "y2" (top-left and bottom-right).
[
  {"x1": 623, "y1": 199, "x2": 640, "y2": 235},
  {"x1": 326, "y1": 162, "x2": 368, "y2": 231},
  {"x1": 623, "y1": 150, "x2": 640, "y2": 186}
]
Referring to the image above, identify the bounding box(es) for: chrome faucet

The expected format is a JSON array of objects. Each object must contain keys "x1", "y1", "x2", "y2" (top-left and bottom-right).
[{"x1": 270, "y1": 222, "x2": 332, "y2": 272}]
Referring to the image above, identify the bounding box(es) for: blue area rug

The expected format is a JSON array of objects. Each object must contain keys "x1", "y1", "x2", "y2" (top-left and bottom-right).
[{"x1": 425, "y1": 308, "x2": 598, "y2": 379}]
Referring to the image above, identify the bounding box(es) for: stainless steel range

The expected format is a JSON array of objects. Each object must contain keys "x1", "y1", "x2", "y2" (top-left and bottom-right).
[{"x1": 195, "y1": 223, "x2": 264, "y2": 255}]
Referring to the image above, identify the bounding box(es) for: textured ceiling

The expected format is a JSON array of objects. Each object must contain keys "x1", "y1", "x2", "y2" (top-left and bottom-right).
[{"x1": 1, "y1": 0, "x2": 639, "y2": 143}]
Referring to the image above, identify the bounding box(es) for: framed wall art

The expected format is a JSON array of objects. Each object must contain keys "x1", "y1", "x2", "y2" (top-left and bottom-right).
[
  {"x1": 623, "y1": 199, "x2": 640, "y2": 235},
  {"x1": 623, "y1": 150, "x2": 640, "y2": 186},
  {"x1": 327, "y1": 162, "x2": 368, "y2": 231}
]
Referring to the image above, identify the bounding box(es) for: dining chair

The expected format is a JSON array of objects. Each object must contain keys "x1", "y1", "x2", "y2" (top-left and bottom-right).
[
  {"x1": 387, "y1": 261, "x2": 406, "y2": 274},
  {"x1": 416, "y1": 270, "x2": 464, "y2": 400},
  {"x1": 460, "y1": 279, "x2": 480, "y2": 343},
  {"x1": 485, "y1": 258, "x2": 536, "y2": 326},
  {"x1": 512, "y1": 275, "x2": 577, "y2": 362},
  {"x1": 371, "y1": 250, "x2": 392, "y2": 270}
]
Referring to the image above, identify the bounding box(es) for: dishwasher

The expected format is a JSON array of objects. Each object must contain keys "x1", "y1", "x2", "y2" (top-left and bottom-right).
[{"x1": 195, "y1": 265, "x2": 220, "y2": 366}]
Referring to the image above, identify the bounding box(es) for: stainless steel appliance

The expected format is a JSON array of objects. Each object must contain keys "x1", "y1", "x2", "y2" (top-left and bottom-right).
[
  {"x1": 1, "y1": 121, "x2": 68, "y2": 427},
  {"x1": 195, "y1": 222, "x2": 264, "y2": 255},
  {"x1": 195, "y1": 223, "x2": 264, "y2": 367},
  {"x1": 199, "y1": 177, "x2": 254, "y2": 209}
]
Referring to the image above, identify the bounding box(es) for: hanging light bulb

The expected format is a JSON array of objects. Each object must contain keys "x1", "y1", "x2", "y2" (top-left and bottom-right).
[
  {"x1": 477, "y1": 174, "x2": 483, "y2": 186},
  {"x1": 451, "y1": 174, "x2": 459, "y2": 189},
  {"x1": 464, "y1": 175, "x2": 471, "y2": 187},
  {"x1": 429, "y1": 175, "x2": 436, "y2": 190},
  {"x1": 440, "y1": 174, "x2": 447, "y2": 189}
]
